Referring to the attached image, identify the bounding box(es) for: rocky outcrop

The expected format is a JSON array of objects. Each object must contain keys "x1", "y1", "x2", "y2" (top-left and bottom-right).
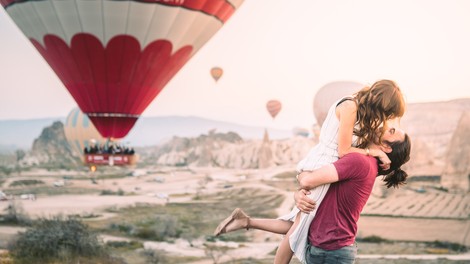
[
  {"x1": 258, "y1": 129, "x2": 275, "y2": 169},
  {"x1": 441, "y1": 111, "x2": 470, "y2": 192},
  {"x1": 401, "y1": 98, "x2": 470, "y2": 178},
  {"x1": 394, "y1": 98, "x2": 470, "y2": 193},
  {"x1": 22, "y1": 121, "x2": 78, "y2": 166},
  {"x1": 152, "y1": 130, "x2": 316, "y2": 169}
]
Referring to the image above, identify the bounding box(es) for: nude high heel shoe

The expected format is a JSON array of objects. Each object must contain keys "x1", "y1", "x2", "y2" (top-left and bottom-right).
[{"x1": 214, "y1": 208, "x2": 250, "y2": 236}]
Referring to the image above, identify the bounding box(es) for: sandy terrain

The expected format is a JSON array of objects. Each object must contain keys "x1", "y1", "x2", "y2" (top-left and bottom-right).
[
  {"x1": 0, "y1": 165, "x2": 469, "y2": 263},
  {"x1": 358, "y1": 216, "x2": 470, "y2": 246}
]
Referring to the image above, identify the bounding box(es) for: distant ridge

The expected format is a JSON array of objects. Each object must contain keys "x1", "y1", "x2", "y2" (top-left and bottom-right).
[
  {"x1": 126, "y1": 116, "x2": 292, "y2": 146},
  {"x1": 0, "y1": 117, "x2": 65, "y2": 151},
  {"x1": 0, "y1": 115, "x2": 292, "y2": 152}
]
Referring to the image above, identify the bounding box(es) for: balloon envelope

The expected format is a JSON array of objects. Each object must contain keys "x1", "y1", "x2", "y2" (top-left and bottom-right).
[
  {"x1": 64, "y1": 107, "x2": 107, "y2": 156},
  {"x1": 313, "y1": 81, "x2": 364, "y2": 126},
  {"x1": 266, "y1": 100, "x2": 282, "y2": 119},
  {"x1": 1, "y1": 0, "x2": 244, "y2": 138},
  {"x1": 211, "y1": 67, "x2": 223, "y2": 82}
]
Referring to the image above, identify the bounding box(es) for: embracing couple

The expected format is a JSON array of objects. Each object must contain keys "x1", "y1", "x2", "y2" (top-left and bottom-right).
[{"x1": 214, "y1": 80, "x2": 412, "y2": 264}]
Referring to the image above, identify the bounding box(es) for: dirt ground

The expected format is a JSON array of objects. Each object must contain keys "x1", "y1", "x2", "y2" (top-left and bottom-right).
[
  {"x1": 0, "y1": 165, "x2": 468, "y2": 263},
  {"x1": 358, "y1": 216, "x2": 470, "y2": 246}
]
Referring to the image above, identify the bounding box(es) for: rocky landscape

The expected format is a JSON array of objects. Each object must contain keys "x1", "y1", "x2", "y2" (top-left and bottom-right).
[
  {"x1": 16, "y1": 99, "x2": 470, "y2": 190},
  {"x1": 0, "y1": 98, "x2": 468, "y2": 263}
]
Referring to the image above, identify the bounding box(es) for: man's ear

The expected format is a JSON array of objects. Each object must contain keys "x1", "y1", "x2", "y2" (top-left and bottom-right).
[{"x1": 381, "y1": 144, "x2": 392, "y2": 153}]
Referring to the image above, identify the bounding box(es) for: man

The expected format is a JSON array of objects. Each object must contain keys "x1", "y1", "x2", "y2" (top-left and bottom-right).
[{"x1": 295, "y1": 122, "x2": 411, "y2": 264}]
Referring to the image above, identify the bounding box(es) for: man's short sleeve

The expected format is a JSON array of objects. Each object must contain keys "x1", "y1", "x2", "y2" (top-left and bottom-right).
[{"x1": 333, "y1": 153, "x2": 371, "y2": 181}]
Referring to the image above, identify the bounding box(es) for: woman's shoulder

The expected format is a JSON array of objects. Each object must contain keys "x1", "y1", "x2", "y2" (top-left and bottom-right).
[
  {"x1": 335, "y1": 97, "x2": 357, "y2": 113},
  {"x1": 335, "y1": 96, "x2": 356, "y2": 106}
]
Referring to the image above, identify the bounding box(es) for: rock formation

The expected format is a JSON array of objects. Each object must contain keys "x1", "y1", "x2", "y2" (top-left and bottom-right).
[
  {"x1": 22, "y1": 121, "x2": 79, "y2": 167},
  {"x1": 151, "y1": 130, "x2": 316, "y2": 169},
  {"x1": 401, "y1": 98, "x2": 470, "y2": 177},
  {"x1": 441, "y1": 111, "x2": 470, "y2": 192},
  {"x1": 258, "y1": 129, "x2": 274, "y2": 169}
]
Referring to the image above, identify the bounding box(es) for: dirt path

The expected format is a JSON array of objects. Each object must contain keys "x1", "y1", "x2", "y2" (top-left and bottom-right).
[{"x1": 0, "y1": 194, "x2": 168, "y2": 218}]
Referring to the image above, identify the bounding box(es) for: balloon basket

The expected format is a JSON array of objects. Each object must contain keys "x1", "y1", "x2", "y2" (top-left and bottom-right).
[{"x1": 83, "y1": 154, "x2": 138, "y2": 167}]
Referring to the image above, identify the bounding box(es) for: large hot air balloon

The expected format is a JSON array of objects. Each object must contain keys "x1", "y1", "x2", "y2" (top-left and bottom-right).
[
  {"x1": 313, "y1": 81, "x2": 364, "y2": 127},
  {"x1": 1, "y1": 0, "x2": 244, "y2": 139},
  {"x1": 64, "y1": 107, "x2": 107, "y2": 156},
  {"x1": 266, "y1": 100, "x2": 282, "y2": 119},
  {"x1": 211, "y1": 66, "x2": 223, "y2": 82}
]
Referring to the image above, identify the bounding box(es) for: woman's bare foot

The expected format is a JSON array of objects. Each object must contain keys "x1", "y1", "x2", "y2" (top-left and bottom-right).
[{"x1": 214, "y1": 208, "x2": 250, "y2": 236}]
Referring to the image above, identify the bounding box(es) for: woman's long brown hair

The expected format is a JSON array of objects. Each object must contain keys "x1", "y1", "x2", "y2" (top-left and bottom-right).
[{"x1": 354, "y1": 79, "x2": 406, "y2": 148}]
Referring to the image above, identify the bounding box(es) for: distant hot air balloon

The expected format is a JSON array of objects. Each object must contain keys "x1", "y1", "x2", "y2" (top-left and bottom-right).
[
  {"x1": 64, "y1": 107, "x2": 107, "y2": 156},
  {"x1": 1, "y1": 0, "x2": 244, "y2": 139},
  {"x1": 211, "y1": 67, "x2": 223, "y2": 82},
  {"x1": 313, "y1": 81, "x2": 364, "y2": 126},
  {"x1": 266, "y1": 100, "x2": 282, "y2": 119}
]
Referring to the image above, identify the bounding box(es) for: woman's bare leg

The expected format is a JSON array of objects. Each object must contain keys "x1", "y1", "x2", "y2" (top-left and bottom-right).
[
  {"x1": 214, "y1": 208, "x2": 302, "y2": 263},
  {"x1": 274, "y1": 211, "x2": 301, "y2": 264},
  {"x1": 214, "y1": 208, "x2": 293, "y2": 236},
  {"x1": 249, "y1": 218, "x2": 293, "y2": 234}
]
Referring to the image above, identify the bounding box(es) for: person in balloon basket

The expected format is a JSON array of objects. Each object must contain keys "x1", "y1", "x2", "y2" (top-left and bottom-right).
[{"x1": 214, "y1": 80, "x2": 408, "y2": 263}]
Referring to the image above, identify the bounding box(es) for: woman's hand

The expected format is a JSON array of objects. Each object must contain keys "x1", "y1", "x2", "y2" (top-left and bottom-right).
[
  {"x1": 294, "y1": 189, "x2": 316, "y2": 213},
  {"x1": 369, "y1": 147, "x2": 391, "y2": 170}
]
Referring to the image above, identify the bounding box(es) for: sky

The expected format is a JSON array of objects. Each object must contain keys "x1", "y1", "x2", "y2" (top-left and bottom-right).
[{"x1": 1, "y1": 0, "x2": 470, "y2": 130}]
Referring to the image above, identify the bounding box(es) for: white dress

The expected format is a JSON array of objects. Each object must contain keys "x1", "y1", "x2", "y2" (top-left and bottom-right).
[{"x1": 279, "y1": 96, "x2": 354, "y2": 263}]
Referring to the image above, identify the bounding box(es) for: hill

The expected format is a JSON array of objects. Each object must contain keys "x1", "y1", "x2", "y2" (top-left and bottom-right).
[
  {"x1": 0, "y1": 116, "x2": 291, "y2": 152},
  {"x1": 125, "y1": 116, "x2": 292, "y2": 146},
  {"x1": 0, "y1": 117, "x2": 64, "y2": 152}
]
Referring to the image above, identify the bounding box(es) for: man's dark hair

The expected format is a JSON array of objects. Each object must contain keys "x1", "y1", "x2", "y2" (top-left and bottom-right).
[{"x1": 378, "y1": 133, "x2": 411, "y2": 188}]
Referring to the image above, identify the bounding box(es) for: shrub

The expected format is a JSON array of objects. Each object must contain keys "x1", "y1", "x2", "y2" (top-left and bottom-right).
[
  {"x1": 358, "y1": 235, "x2": 388, "y2": 243},
  {"x1": 9, "y1": 179, "x2": 44, "y2": 187},
  {"x1": 0, "y1": 166, "x2": 14, "y2": 176},
  {"x1": 109, "y1": 222, "x2": 134, "y2": 234},
  {"x1": 128, "y1": 215, "x2": 180, "y2": 241},
  {"x1": 8, "y1": 216, "x2": 107, "y2": 263},
  {"x1": 0, "y1": 200, "x2": 30, "y2": 225},
  {"x1": 430, "y1": 240, "x2": 467, "y2": 252},
  {"x1": 135, "y1": 226, "x2": 157, "y2": 239},
  {"x1": 142, "y1": 249, "x2": 167, "y2": 264},
  {"x1": 100, "y1": 188, "x2": 125, "y2": 196},
  {"x1": 106, "y1": 240, "x2": 143, "y2": 250}
]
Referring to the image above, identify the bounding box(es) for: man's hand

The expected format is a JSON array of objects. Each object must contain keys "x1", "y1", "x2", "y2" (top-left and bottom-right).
[{"x1": 294, "y1": 189, "x2": 316, "y2": 213}]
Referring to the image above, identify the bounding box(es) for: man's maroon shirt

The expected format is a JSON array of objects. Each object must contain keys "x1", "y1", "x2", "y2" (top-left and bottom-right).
[{"x1": 308, "y1": 153, "x2": 378, "y2": 250}]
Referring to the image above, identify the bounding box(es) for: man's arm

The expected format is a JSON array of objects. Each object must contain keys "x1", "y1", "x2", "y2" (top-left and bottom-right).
[
  {"x1": 294, "y1": 162, "x2": 340, "y2": 213},
  {"x1": 297, "y1": 164, "x2": 339, "y2": 190}
]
